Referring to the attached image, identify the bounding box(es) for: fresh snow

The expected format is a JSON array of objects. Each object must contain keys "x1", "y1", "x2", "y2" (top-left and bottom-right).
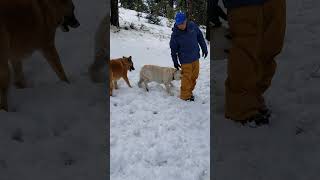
[
  {"x1": 110, "y1": 8, "x2": 210, "y2": 180},
  {"x1": 213, "y1": 0, "x2": 320, "y2": 179}
]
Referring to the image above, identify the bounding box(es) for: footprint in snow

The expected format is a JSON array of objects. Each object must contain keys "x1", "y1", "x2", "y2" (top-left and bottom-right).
[
  {"x1": 295, "y1": 126, "x2": 305, "y2": 135},
  {"x1": 133, "y1": 130, "x2": 141, "y2": 137}
]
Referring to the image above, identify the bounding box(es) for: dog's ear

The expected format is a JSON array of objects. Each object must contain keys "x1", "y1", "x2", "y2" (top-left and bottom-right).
[{"x1": 128, "y1": 56, "x2": 133, "y2": 63}]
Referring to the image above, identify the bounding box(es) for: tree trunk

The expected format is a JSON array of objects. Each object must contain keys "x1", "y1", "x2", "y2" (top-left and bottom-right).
[
  {"x1": 111, "y1": 0, "x2": 119, "y2": 27},
  {"x1": 206, "y1": 0, "x2": 211, "y2": 41},
  {"x1": 186, "y1": 0, "x2": 193, "y2": 21}
]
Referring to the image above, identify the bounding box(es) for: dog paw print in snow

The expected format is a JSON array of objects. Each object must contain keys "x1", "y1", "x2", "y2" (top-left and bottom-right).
[
  {"x1": 310, "y1": 65, "x2": 320, "y2": 78},
  {"x1": 129, "y1": 110, "x2": 135, "y2": 114},
  {"x1": 60, "y1": 152, "x2": 76, "y2": 166},
  {"x1": 133, "y1": 129, "x2": 141, "y2": 137}
]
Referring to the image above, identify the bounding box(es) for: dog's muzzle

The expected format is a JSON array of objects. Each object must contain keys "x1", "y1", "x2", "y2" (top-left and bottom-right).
[
  {"x1": 130, "y1": 66, "x2": 135, "y2": 71},
  {"x1": 61, "y1": 14, "x2": 80, "y2": 32}
]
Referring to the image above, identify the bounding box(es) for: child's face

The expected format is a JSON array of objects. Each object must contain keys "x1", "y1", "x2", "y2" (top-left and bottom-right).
[{"x1": 177, "y1": 21, "x2": 187, "y2": 30}]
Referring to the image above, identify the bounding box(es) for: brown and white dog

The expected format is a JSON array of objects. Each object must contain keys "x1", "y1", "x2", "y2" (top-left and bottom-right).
[
  {"x1": 0, "y1": 0, "x2": 80, "y2": 111},
  {"x1": 138, "y1": 65, "x2": 181, "y2": 96},
  {"x1": 109, "y1": 56, "x2": 135, "y2": 96}
]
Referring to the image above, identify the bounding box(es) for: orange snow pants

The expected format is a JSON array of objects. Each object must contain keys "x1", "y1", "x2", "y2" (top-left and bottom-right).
[
  {"x1": 225, "y1": 0, "x2": 286, "y2": 120},
  {"x1": 180, "y1": 60, "x2": 200, "y2": 100}
]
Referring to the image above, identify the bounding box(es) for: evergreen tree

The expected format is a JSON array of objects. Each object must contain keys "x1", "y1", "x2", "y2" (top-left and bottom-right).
[
  {"x1": 120, "y1": 0, "x2": 135, "y2": 10},
  {"x1": 191, "y1": 0, "x2": 207, "y2": 25},
  {"x1": 111, "y1": 0, "x2": 119, "y2": 27}
]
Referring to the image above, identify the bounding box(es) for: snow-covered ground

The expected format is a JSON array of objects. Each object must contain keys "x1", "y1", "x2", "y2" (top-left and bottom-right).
[
  {"x1": 213, "y1": 0, "x2": 320, "y2": 179},
  {"x1": 0, "y1": 1, "x2": 107, "y2": 179},
  {"x1": 110, "y1": 8, "x2": 210, "y2": 180}
]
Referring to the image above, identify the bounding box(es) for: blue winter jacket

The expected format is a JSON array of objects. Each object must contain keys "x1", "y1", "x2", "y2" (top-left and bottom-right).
[
  {"x1": 220, "y1": 0, "x2": 268, "y2": 9},
  {"x1": 170, "y1": 21, "x2": 208, "y2": 65}
]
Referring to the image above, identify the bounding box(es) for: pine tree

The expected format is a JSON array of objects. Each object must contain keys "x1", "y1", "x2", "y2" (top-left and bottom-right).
[
  {"x1": 135, "y1": 0, "x2": 148, "y2": 13},
  {"x1": 120, "y1": 0, "x2": 135, "y2": 9},
  {"x1": 146, "y1": 0, "x2": 162, "y2": 25},
  {"x1": 111, "y1": 0, "x2": 120, "y2": 27},
  {"x1": 186, "y1": 0, "x2": 207, "y2": 25}
]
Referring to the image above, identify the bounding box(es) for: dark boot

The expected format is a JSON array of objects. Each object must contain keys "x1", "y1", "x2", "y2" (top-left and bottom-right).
[
  {"x1": 185, "y1": 95, "x2": 195, "y2": 102},
  {"x1": 232, "y1": 112, "x2": 269, "y2": 128}
]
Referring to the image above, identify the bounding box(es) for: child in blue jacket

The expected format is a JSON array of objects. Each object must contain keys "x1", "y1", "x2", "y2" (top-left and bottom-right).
[{"x1": 170, "y1": 12, "x2": 208, "y2": 101}]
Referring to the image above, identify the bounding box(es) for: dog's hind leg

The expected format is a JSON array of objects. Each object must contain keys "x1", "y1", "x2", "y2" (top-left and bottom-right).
[
  {"x1": 110, "y1": 81, "x2": 113, "y2": 96},
  {"x1": 165, "y1": 83, "x2": 174, "y2": 96},
  {"x1": 10, "y1": 59, "x2": 26, "y2": 89},
  {"x1": 114, "y1": 80, "x2": 119, "y2": 89},
  {"x1": 138, "y1": 79, "x2": 143, "y2": 88},
  {"x1": 41, "y1": 45, "x2": 70, "y2": 83},
  {"x1": 144, "y1": 81, "x2": 149, "y2": 92}
]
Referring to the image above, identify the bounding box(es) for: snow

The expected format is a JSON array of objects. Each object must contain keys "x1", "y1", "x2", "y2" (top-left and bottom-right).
[
  {"x1": 213, "y1": 0, "x2": 320, "y2": 179},
  {"x1": 110, "y1": 8, "x2": 210, "y2": 180},
  {"x1": 0, "y1": 1, "x2": 107, "y2": 179}
]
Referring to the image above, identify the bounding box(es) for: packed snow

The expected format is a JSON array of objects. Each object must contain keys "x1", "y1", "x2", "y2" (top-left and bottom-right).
[
  {"x1": 110, "y1": 8, "x2": 210, "y2": 180},
  {"x1": 0, "y1": 1, "x2": 107, "y2": 179},
  {"x1": 213, "y1": 0, "x2": 320, "y2": 179}
]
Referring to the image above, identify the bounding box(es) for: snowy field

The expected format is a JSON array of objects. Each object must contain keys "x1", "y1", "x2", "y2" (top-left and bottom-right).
[
  {"x1": 110, "y1": 8, "x2": 210, "y2": 180},
  {"x1": 213, "y1": 0, "x2": 320, "y2": 179},
  {"x1": 0, "y1": 1, "x2": 107, "y2": 179}
]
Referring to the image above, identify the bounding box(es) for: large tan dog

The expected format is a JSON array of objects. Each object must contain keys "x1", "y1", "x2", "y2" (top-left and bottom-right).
[
  {"x1": 138, "y1": 65, "x2": 181, "y2": 96},
  {"x1": 0, "y1": 0, "x2": 80, "y2": 111},
  {"x1": 109, "y1": 56, "x2": 135, "y2": 96}
]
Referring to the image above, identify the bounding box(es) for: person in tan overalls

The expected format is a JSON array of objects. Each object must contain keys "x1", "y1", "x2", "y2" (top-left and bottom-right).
[
  {"x1": 170, "y1": 12, "x2": 208, "y2": 101},
  {"x1": 212, "y1": 0, "x2": 286, "y2": 126}
]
